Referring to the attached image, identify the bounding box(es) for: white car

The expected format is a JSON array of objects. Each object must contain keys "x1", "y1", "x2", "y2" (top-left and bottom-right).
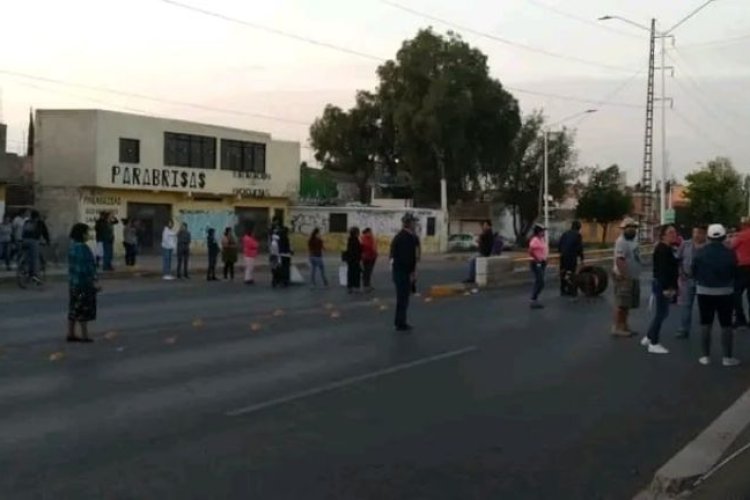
[{"x1": 448, "y1": 233, "x2": 478, "y2": 252}]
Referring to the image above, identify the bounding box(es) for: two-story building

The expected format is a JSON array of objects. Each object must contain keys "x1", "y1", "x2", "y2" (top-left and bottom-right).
[{"x1": 34, "y1": 109, "x2": 300, "y2": 253}]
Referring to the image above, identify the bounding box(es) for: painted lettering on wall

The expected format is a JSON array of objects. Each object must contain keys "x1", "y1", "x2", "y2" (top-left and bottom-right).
[
  {"x1": 79, "y1": 193, "x2": 124, "y2": 226},
  {"x1": 111, "y1": 165, "x2": 206, "y2": 190},
  {"x1": 232, "y1": 188, "x2": 270, "y2": 198},
  {"x1": 232, "y1": 171, "x2": 271, "y2": 181}
]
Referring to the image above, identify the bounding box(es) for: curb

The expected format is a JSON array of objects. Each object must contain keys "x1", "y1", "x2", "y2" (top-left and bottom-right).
[{"x1": 635, "y1": 385, "x2": 750, "y2": 499}]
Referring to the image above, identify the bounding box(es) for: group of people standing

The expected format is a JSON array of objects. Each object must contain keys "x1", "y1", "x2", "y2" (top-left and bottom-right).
[
  {"x1": 343, "y1": 227, "x2": 379, "y2": 293},
  {"x1": 614, "y1": 218, "x2": 742, "y2": 367},
  {"x1": 0, "y1": 210, "x2": 51, "y2": 282}
]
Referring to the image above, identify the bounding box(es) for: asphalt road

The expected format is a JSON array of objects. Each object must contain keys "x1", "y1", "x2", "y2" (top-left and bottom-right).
[{"x1": 1, "y1": 263, "x2": 750, "y2": 499}]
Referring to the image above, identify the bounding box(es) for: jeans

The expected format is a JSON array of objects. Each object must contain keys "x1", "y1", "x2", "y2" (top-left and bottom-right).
[
  {"x1": 23, "y1": 239, "x2": 40, "y2": 278},
  {"x1": 530, "y1": 261, "x2": 546, "y2": 301},
  {"x1": 102, "y1": 240, "x2": 114, "y2": 270},
  {"x1": 0, "y1": 242, "x2": 10, "y2": 269},
  {"x1": 124, "y1": 243, "x2": 137, "y2": 266},
  {"x1": 162, "y1": 248, "x2": 173, "y2": 276},
  {"x1": 733, "y1": 266, "x2": 750, "y2": 325},
  {"x1": 647, "y1": 281, "x2": 671, "y2": 344},
  {"x1": 176, "y1": 249, "x2": 190, "y2": 278},
  {"x1": 559, "y1": 256, "x2": 578, "y2": 297},
  {"x1": 309, "y1": 256, "x2": 327, "y2": 286},
  {"x1": 207, "y1": 252, "x2": 218, "y2": 280},
  {"x1": 679, "y1": 279, "x2": 697, "y2": 334},
  {"x1": 363, "y1": 259, "x2": 376, "y2": 288},
  {"x1": 393, "y1": 269, "x2": 411, "y2": 327},
  {"x1": 467, "y1": 257, "x2": 477, "y2": 283}
]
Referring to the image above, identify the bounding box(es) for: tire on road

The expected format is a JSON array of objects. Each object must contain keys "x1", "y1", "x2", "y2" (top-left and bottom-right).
[{"x1": 575, "y1": 265, "x2": 609, "y2": 297}]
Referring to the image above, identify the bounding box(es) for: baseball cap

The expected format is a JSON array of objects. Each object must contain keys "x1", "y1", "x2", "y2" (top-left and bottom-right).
[
  {"x1": 707, "y1": 223, "x2": 727, "y2": 239},
  {"x1": 620, "y1": 217, "x2": 639, "y2": 229}
]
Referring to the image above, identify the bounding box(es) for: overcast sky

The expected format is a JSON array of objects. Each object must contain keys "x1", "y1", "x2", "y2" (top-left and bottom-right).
[{"x1": 0, "y1": 0, "x2": 748, "y2": 184}]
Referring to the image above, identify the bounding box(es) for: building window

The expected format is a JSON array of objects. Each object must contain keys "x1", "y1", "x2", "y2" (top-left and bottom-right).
[
  {"x1": 329, "y1": 213, "x2": 348, "y2": 233},
  {"x1": 220, "y1": 139, "x2": 267, "y2": 173},
  {"x1": 119, "y1": 138, "x2": 140, "y2": 164},
  {"x1": 427, "y1": 217, "x2": 436, "y2": 236},
  {"x1": 164, "y1": 132, "x2": 216, "y2": 169}
]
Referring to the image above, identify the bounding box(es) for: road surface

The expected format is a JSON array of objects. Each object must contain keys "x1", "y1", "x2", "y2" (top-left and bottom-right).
[{"x1": 1, "y1": 263, "x2": 749, "y2": 499}]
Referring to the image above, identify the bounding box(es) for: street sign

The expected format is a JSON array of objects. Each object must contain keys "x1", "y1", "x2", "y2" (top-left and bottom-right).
[{"x1": 664, "y1": 209, "x2": 676, "y2": 224}]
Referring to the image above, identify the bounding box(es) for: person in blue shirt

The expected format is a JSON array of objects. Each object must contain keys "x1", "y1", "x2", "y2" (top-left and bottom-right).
[{"x1": 67, "y1": 223, "x2": 99, "y2": 343}]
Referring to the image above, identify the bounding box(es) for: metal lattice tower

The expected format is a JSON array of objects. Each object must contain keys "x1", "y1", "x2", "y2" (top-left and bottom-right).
[{"x1": 640, "y1": 19, "x2": 657, "y2": 242}]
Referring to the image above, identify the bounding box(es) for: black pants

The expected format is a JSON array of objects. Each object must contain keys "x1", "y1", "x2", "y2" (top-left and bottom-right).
[
  {"x1": 207, "y1": 253, "x2": 218, "y2": 280},
  {"x1": 559, "y1": 257, "x2": 577, "y2": 297},
  {"x1": 347, "y1": 261, "x2": 362, "y2": 290},
  {"x1": 176, "y1": 250, "x2": 189, "y2": 278},
  {"x1": 281, "y1": 257, "x2": 291, "y2": 286},
  {"x1": 124, "y1": 243, "x2": 137, "y2": 266},
  {"x1": 698, "y1": 294, "x2": 734, "y2": 357},
  {"x1": 733, "y1": 266, "x2": 750, "y2": 325},
  {"x1": 223, "y1": 261, "x2": 235, "y2": 280},
  {"x1": 393, "y1": 269, "x2": 411, "y2": 328},
  {"x1": 363, "y1": 259, "x2": 376, "y2": 288}
]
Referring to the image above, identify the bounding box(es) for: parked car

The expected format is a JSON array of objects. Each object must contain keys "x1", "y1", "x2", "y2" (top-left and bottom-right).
[{"x1": 448, "y1": 233, "x2": 478, "y2": 252}]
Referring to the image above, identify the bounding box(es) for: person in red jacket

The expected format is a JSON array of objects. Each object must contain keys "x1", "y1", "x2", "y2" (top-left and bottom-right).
[
  {"x1": 361, "y1": 228, "x2": 378, "y2": 292},
  {"x1": 730, "y1": 217, "x2": 750, "y2": 328}
]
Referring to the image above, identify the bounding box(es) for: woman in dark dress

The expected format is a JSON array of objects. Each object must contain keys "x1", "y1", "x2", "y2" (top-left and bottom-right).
[
  {"x1": 346, "y1": 227, "x2": 362, "y2": 293},
  {"x1": 67, "y1": 223, "x2": 99, "y2": 343}
]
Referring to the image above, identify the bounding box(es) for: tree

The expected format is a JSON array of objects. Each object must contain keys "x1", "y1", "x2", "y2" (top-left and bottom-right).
[
  {"x1": 495, "y1": 111, "x2": 577, "y2": 243},
  {"x1": 684, "y1": 157, "x2": 744, "y2": 227},
  {"x1": 309, "y1": 91, "x2": 381, "y2": 203},
  {"x1": 576, "y1": 165, "x2": 633, "y2": 243},
  {"x1": 376, "y1": 29, "x2": 521, "y2": 205}
]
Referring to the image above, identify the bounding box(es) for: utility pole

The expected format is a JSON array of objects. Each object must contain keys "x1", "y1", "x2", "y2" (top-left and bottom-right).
[{"x1": 641, "y1": 19, "x2": 656, "y2": 241}]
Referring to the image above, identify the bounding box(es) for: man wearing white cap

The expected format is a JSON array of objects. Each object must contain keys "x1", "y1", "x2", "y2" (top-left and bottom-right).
[
  {"x1": 693, "y1": 224, "x2": 740, "y2": 367},
  {"x1": 612, "y1": 218, "x2": 642, "y2": 336}
]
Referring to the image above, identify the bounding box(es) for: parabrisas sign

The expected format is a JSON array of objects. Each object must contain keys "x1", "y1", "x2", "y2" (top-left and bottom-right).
[{"x1": 111, "y1": 165, "x2": 207, "y2": 190}]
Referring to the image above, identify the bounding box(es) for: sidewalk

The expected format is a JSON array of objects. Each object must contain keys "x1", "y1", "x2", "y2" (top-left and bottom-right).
[{"x1": 688, "y1": 425, "x2": 750, "y2": 498}]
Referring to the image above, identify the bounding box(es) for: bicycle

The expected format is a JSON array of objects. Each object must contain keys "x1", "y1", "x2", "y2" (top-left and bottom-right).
[{"x1": 16, "y1": 246, "x2": 47, "y2": 289}]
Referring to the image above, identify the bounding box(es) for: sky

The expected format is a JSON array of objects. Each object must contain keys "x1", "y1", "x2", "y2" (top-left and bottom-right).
[{"x1": 0, "y1": 0, "x2": 748, "y2": 185}]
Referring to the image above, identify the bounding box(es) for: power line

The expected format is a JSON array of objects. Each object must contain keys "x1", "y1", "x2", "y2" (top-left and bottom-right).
[
  {"x1": 672, "y1": 107, "x2": 728, "y2": 152},
  {"x1": 159, "y1": 0, "x2": 384, "y2": 62},
  {"x1": 666, "y1": 0, "x2": 719, "y2": 35},
  {"x1": 680, "y1": 33, "x2": 750, "y2": 49},
  {"x1": 504, "y1": 85, "x2": 643, "y2": 108},
  {"x1": 0, "y1": 69, "x2": 311, "y2": 126},
  {"x1": 524, "y1": 0, "x2": 644, "y2": 40},
  {"x1": 378, "y1": 0, "x2": 638, "y2": 73}
]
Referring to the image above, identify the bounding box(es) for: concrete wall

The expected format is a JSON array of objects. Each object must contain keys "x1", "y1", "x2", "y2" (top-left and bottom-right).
[
  {"x1": 289, "y1": 206, "x2": 446, "y2": 255},
  {"x1": 35, "y1": 110, "x2": 98, "y2": 187}
]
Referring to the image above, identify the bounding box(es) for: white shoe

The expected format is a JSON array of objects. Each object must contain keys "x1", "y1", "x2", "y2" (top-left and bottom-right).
[
  {"x1": 723, "y1": 357, "x2": 741, "y2": 367},
  {"x1": 699, "y1": 356, "x2": 711, "y2": 366},
  {"x1": 640, "y1": 336, "x2": 651, "y2": 347},
  {"x1": 648, "y1": 343, "x2": 669, "y2": 354},
  {"x1": 163, "y1": 275, "x2": 175, "y2": 281}
]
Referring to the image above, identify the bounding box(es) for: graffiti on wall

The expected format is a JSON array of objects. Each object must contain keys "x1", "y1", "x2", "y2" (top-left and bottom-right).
[
  {"x1": 178, "y1": 209, "x2": 237, "y2": 246},
  {"x1": 291, "y1": 212, "x2": 328, "y2": 234}
]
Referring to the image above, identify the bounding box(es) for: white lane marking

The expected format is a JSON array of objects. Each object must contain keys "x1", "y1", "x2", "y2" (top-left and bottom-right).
[{"x1": 226, "y1": 345, "x2": 478, "y2": 417}]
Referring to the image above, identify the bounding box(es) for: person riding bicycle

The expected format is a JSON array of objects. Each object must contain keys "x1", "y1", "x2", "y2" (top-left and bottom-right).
[{"x1": 21, "y1": 210, "x2": 50, "y2": 284}]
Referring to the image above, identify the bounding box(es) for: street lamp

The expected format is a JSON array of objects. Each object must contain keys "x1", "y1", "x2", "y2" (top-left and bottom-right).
[{"x1": 543, "y1": 109, "x2": 597, "y2": 237}]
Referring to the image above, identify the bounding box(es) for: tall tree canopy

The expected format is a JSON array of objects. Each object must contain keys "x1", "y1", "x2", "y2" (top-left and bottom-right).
[
  {"x1": 377, "y1": 29, "x2": 521, "y2": 205},
  {"x1": 684, "y1": 157, "x2": 744, "y2": 227},
  {"x1": 576, "y1": 165, "x2": 633, "y2": 243},
  {"x1": 495, "y1": 111, "x2": 577, "y2": 242},
  {"x1": 309, "y1": 91, "x2": 381, "y2": 203}
]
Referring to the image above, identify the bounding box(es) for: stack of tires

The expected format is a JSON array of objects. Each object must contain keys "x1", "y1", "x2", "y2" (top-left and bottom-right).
[{"x1": 575, "y1": 266, "x2": 609, "y2": 297}]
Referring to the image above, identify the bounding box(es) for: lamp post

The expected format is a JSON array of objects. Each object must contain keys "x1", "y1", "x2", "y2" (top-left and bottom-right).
[{"x1": 543, "y1": 109, "x2": 597, "y2": 237}]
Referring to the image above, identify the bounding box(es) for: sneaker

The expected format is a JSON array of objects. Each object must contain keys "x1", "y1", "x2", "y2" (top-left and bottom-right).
[
  {"x1": 648, "y1": 344, "x2": 669, "y2": 354},
  {"x1": 722, "y1": 357, "x2": 741, "y2": 367},
  {"x1": 640, "y1": 336, "x2": 651, "y2": 347},
  {"x1": 395, "y1": 324, "x2": 413, "y2": 333},
  {"x1": 699, "y1": 356, "x2": 711, "y2": 366},
  {"x1": 163, "y1": 275, "x2": 175, "y2": 281}
]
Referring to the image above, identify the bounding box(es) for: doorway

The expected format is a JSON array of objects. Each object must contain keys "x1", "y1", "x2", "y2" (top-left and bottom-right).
[
  {"x1": 235, "y1": 207, "x2": 270, "y2": 250},
  {"x1": 127, "y1": 202, "x2": 172, "y2": 253}
]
